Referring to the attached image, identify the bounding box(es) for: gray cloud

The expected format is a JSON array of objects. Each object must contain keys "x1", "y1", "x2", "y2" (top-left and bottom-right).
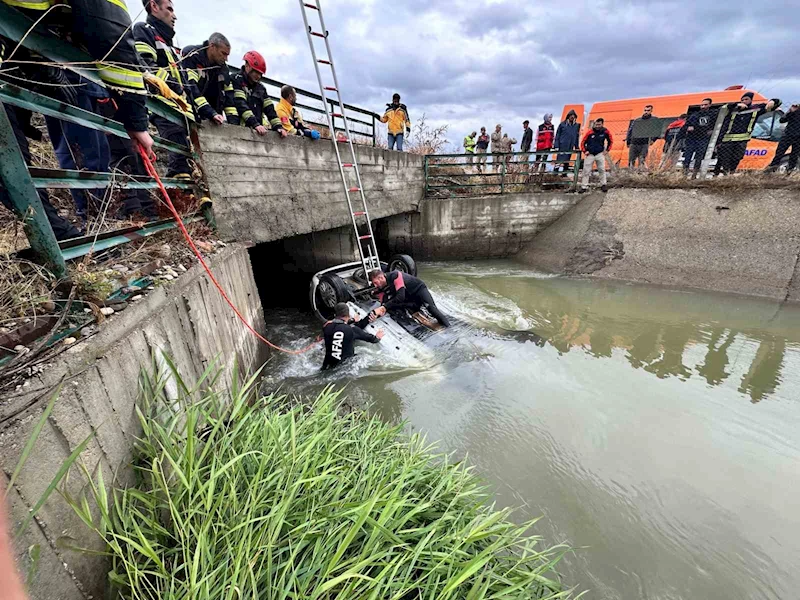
[{"x1": 166, "y1": 0, "x2": 800, "y2": 149}]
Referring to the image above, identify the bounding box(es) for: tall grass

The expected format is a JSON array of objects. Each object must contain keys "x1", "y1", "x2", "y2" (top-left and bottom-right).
[{"x1": 63, "y1": 361, "x2": 576, "y2": 599}]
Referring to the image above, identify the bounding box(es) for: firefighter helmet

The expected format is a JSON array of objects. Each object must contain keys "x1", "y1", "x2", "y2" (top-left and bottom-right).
[{"x1": 243, "y1": 51, "x2": 266, "y2": 75}]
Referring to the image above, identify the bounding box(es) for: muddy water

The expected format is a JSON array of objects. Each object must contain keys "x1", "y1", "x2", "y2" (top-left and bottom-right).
[{"x1": 260, "y1": 261, "x2": 800, "y2": 600}]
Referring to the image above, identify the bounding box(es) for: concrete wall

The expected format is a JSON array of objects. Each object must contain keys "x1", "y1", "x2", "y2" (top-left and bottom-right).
[
  {"x1": 377, "y1": 191, "x2": 581, "y2": 260},
  {"x1": 0, "y1": 245, "x2": 265, "y2": 600},
  {"x1": 198, "y1": 127, "x2": 425, "y2": 244},
  {"x1": 518, "y1": 188, "x2": 800, "y2": 303}
]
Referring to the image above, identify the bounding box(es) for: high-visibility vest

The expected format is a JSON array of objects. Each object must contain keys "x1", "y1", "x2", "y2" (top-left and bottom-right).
[{"x1": 464, "y1": 136, "x2": 476, "y2": 153}]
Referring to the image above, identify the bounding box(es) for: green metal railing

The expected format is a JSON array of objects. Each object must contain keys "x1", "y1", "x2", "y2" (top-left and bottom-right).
[
  {"x1": 423, "y1": 150, "x2": 582, "y2": 198},
  {"x1": 0, "y1": 2, "x2": 200, "y2": 278}
]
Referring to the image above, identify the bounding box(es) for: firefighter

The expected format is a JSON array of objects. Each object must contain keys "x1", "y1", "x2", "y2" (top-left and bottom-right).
[
  {"x1": 182, "y1": 33, "x2": 237, "y2": 126},
  {"x1": 1, "y1": 0, "x2": 153, "y2": 236},
  {"x1": 231, "y1": 51, "x2": 287, "y2": 138},
  {"x1": 134, "y1": 0, "x2": 194, "y2": 177},
  {"x1": 276, "y1": 85, "x2": 320, "y2": 139},
  {"x1": 322, "y1": 303, "x2": 384, "y2": 370},
  {"x1": 714, "y1": 92, "x2": 780, "y2": 176},
  {"x1": 463, "y1": 131, "x2": 477, "y2": 163}
]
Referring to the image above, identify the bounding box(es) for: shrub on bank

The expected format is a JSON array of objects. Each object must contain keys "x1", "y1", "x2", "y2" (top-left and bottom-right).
[{"x1": 63, "y1": 364, "x2": 575, "y2": 599}]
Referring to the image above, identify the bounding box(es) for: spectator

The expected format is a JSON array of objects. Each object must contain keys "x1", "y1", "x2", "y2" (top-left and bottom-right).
[
  {"x1": 182, "y1": 33, "x2": 237, "y2": 126},
  {"x1": 580, "y1": 118, "x2": 613, "y2": 193},
  {"x1": 134, "y1": 0, "x2": 194, "y2": 179},
  {"x1": 463, "y1": 131, "x2": 477, "y2": 163},
  {"x1": 626, "y1": 104, "x2": 658, "y2": 170},
  {"x1": 276, "y1": 85, "x2": 320, "y2": 139},
  {"x1": 765, "y1": 103, "x2": 800, "y2": 174},
  {"x1": 380, "y1": 93, "x2": 411, "y2": 151},
  {"x1": 682, "y1": 98, "x2": 717, "y2": 178},
  {"x1": 714, "y1": 92, "x2": 780, "y2": 176},
  {"x1": 535, "y1": 113, "x2": 555, "y2": 173},
  {"x1": 554, "y1": 109, "x2": 580, "y2": 173},
  {"x1": 490, "y1": 124, "x2": 503, "y2": 170},
  {"x1": 661, "y1": 113, "x2": 686, "y2": 167},
  {"x1": 500, "y1": 133, "x2": 517, "y2": 167},
  {"x1": 231, "y1": 51, "x2": 287, "y2": 138},
  {"x1": 520, "y1": 120, "x2": 533, "y2": 165},
  {"x1": 475, "y1": 127, "x2": 490, "y2": 172}
]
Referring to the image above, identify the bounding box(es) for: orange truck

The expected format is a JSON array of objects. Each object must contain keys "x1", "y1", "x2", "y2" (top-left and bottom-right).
[{"x1": 560, "y1": 86, "x2": 788, "y2": 171}]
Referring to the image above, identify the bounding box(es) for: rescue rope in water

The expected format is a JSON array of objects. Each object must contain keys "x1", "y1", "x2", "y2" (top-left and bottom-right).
[{"x1": 138, "y1": 146, "x2": 321, "y2": 355}]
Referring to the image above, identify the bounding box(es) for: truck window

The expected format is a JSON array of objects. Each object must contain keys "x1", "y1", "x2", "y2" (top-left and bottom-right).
[
  {"x1": 770, "y1": 111, "x2": 786, "y2": 142},
  {"x1": 752, "y1": 112, "x2": 775, "y2": 140}
]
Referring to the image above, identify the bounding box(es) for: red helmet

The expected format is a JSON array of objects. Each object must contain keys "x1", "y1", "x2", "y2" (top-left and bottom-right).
[{"x1": 243, "y1": 50, "x2": 266, "y2": 75}]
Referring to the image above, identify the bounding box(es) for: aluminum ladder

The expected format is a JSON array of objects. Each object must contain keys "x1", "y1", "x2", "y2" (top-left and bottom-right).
[{"x1": 299, "y1": 0, "x2": 380, "y2": 274}]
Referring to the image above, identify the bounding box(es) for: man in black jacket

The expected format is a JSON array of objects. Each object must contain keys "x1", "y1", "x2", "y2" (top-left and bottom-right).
[
  {"x1": 765, "y1": 104, "x2": 800, "y2": 174},
  {"x1": 579, "y1": 118, "x2": 613, "y2": 193},
  {"x1": 714, "y1": 92, "x2": 779, "y2": 176},
  {"x1": 369, "y1": 269, "x2": 451, "y2": 327},
  {"x1": 520, "y1": 120, "x2": 533, "y2": 165},
  {"x1": 322, "y1": 303, "x2": 384, "y2": 370},
  {"x1": 626, "y1": 105, "x2": 658, "y2": 170},
  {"x1": 183, "y1": 34, "x2": 237, "y2": 125},
  {"x1": 682, "y1": 98, "x2": 718, "y2": 178},
  {"x1": 231, "y1": 50, "x2": 287, "y2": 138},
  {"x1": 134, "y1": 0, "x2": 194, "y2": 178}
]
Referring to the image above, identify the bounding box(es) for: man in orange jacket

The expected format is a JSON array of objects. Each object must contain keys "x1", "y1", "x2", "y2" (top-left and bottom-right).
[{"x1": 380, "y1": 93, "x2": 411, "y2": 151}]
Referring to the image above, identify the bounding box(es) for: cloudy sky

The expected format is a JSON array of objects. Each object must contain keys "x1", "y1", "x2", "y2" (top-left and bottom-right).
[{"x1": 136, "y1": 0, "x2": 800, "y2": 150}]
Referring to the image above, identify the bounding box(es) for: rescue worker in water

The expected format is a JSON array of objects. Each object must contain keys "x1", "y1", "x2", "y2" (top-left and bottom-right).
[
  {"x1": 368, "y1": 269, "x2": 451, "y2": 327},
  {"x1": 322, "y1": 303, "x2": 384, "y2": 370}
]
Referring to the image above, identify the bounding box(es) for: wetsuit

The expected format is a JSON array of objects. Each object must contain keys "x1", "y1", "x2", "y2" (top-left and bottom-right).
[
  {"x1": 377, "y1": 271, "x2": 451, "y2": 327},
  {"x1": 321, "y1": 316, "x2": 380, "y2": 370}
]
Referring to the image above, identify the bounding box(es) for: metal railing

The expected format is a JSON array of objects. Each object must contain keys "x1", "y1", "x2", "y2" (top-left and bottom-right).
[
  {"x1": 423, "y1": 150, "x2": 582, "y2": 198},
  {"x1": 227, "y1": 67, "x2": 381, "y2": 146},
  {"x1": 0, "y1": 3, "x2": 207, "y2": 278}
]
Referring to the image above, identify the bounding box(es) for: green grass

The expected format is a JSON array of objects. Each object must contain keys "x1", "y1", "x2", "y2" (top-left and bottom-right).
[{"x1": 63, "y1": 360, "x2": 577, "y2": 599}]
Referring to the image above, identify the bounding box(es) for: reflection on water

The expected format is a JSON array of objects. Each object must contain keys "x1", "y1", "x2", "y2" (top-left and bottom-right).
[{"x1": 260, "y1": 261, "x2": 800, "y2": 600}]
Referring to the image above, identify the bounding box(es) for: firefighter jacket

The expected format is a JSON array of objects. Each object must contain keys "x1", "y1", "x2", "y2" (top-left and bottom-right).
[
  {"x1": 719, "y1": 101, "x2": 778, "y2": 144},
  {"x1": 380, "y1": 102, "x2": 410, "y2": 135},
  {"x1": 133, "y1": 16, "x2": 192, "y2": 119},
  {"x1": 231, "y1": 71, "x2": 282, "y2": 131},
  {"x1": 276, "y1": 98, "x2": 309, "y2": 135},
  {"x1": 2, "y1": 0, "x2": 147, "y2": 131},
  {"x1": 182, "y1": 42, "x2": 237, "y2": 123}
]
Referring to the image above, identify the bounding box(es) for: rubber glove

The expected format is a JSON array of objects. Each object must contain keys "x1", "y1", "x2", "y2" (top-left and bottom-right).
[
  {"x1": 143, "y1": 73, "x2": 191, "y2": 113},
  {"x1": 305, "y1": 129, "x2": 321, "y2": 140}
]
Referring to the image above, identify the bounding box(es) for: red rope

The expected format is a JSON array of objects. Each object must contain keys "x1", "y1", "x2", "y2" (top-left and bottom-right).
[{"x1": 137, "y1": 147, "x2": 321, "y2": 355}]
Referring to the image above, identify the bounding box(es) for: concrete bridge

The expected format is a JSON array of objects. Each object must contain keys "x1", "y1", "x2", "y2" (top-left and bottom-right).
[{"x1": 198, "y1": 127, "x2": 582, "y2": 269}]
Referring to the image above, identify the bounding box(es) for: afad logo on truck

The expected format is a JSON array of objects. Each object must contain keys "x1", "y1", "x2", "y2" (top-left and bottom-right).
[{"x1": 561, "y1": 86, "x2": 787, "y2": 170}]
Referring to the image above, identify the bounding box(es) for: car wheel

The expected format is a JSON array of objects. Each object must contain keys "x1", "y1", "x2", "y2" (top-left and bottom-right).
[
  {"x1": 388, "y1": 254, "x2": 417, "y2": 276},
  {"x1": 317, "y1": 273, "x2": 349, "y2": 310}
]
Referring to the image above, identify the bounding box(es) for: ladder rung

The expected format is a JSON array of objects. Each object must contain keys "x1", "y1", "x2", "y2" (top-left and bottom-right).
[
  {"x1": 342, "y1": 163, "x2": 353, "y2": 167},
  {"x1": 311, "y1": 31, "x2": 326, "y2": 38},
  {"x1": 303, "y1": 3, "x2": 318, "y2": 9},
  {"x1": 331, "y1": 113, "x2": 343, "y2": 118},
  {"x1": 348, "y1": 187, "x2": 360, "y2": 192},
  {"x1": 359, "y1": 235, "x2": 372, "y2": 240},
  {"x1": 353, "y1": 211, "x2": 366, "y2": 216},
  {"x1": 324, "y1": 86, "x2": 337, "y2": 91},
  {"x1": 318, "y1": 59, "x2": 331, "y2": 65}
]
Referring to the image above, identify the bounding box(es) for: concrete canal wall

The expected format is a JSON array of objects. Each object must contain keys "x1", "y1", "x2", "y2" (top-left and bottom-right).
[
  {"x1": 0, "y1": 245, "x2": 265, "y2": 600},
  {"x1": 519, "y1": 188, "x2": 800, "y2": 303},
  {"x1": 377, "y1": 191, "x2": 582, "y2": 260}
]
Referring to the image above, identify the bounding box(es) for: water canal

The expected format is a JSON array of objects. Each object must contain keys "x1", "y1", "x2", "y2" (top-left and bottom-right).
[{"x1": 261, "y1": 261, "x2": 800, "y2": 600}]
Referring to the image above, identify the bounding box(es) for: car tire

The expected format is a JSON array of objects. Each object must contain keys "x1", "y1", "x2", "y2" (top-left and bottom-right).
[
  {"x1": 388, "y1": 254, "x2": 417, "y2": 276},
  {"x1": 317, "y1": 273, "x2": 350, "y2": 311}
]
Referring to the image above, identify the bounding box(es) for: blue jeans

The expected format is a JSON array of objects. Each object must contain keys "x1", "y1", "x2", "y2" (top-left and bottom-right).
[
  {"x1": 682, "y1": 138, "x2": 709, "y2": 173},
  {"x1": 388, "y1": 133, "x2": 404, "y2": 151}
]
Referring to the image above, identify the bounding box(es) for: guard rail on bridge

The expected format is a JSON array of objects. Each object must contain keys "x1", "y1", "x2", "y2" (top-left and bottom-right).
[{"x1": 423, "y1": 150, "x2": 582, "y2": 198}]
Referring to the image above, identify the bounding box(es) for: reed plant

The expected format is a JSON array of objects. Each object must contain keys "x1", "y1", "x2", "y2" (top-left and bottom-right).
[{"x1": 60, "y1": 361, "x2": 576, "y2": 599}]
